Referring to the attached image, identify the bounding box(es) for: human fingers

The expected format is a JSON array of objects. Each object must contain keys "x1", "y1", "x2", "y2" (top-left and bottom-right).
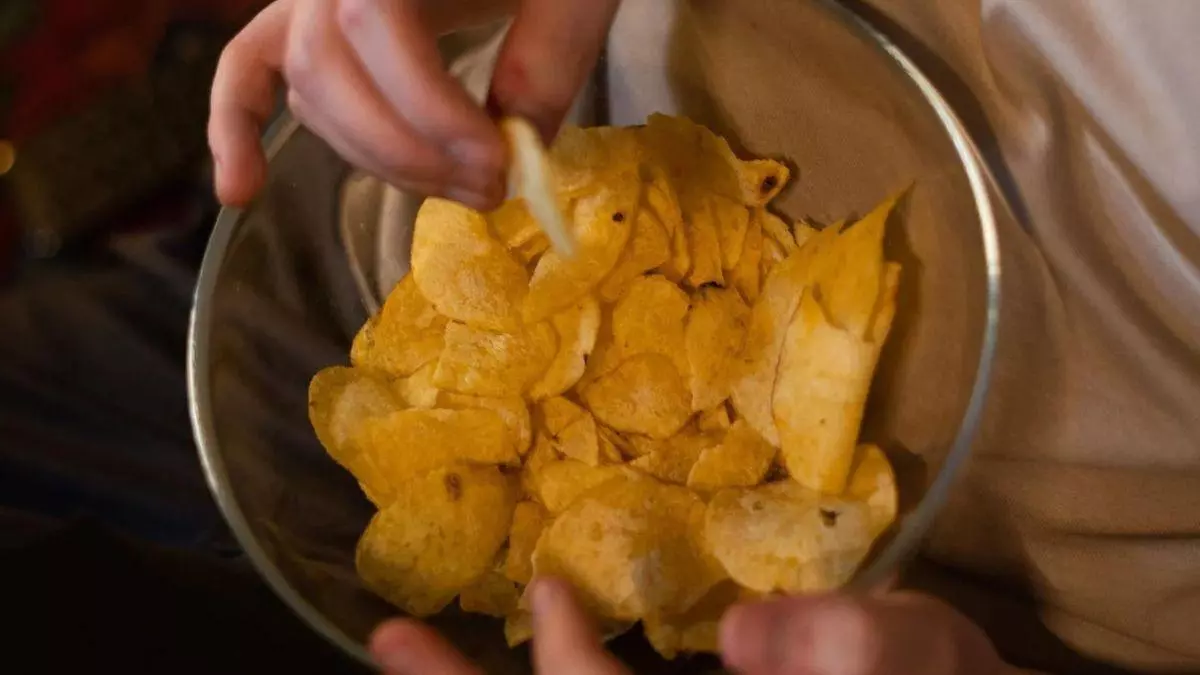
[
  {"x1": 208, "y1": 0, "x2": 292, "y2": 206},
  {"x1": 719, "y1": 591, "x2": 1011, "y2": 675},
  {"x1": 335, "y1": 0, "x2": 507, "y2": 199},
  {"x1": 489, "y1": 0, "x2": 623, "y2": 143},
  {"x1": 370, "y1": 618, "x2": 483, "y2": 675},
  {"x1": 530, "y1": 578, "x2": 629, "y2": 675}
]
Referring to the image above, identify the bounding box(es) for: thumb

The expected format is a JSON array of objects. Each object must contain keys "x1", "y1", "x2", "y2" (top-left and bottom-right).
[
  {"x1": 719, "y1": 592, "x2": 1007, "y2": 675},
  {"x1": 530, "y1": 578, "x2": 628, "y2": 675},
  {"x1": 488, "y1": 0, "x2": 622, "y2": 143}
]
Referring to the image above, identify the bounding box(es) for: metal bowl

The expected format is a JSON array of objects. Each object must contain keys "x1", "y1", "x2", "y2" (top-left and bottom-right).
[{"x1": 188, "y1": 1, "x2": 1000, "y2": 670}]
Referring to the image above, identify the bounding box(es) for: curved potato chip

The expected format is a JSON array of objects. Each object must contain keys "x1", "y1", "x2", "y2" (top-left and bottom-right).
[
  {"x1": 845, "y1": 444, "x2": 898, "y2": 538},
  {"x1": 538, "y1": 396, "x2": 587, "y2": 436},
  {"x1": 759, "y1": 210, "x2": 797, "y2": 255},
  {"x1": 520, "y1": 433, "x2": 559, "y2": 497},
  {"x1": 487, "y1": 198, "x2": 541, "y2": 249},
  {"x1": 704, "y1": 481, "x2": 872, "y2": 594},
  {"x1": 737, "y1": 159, "x2": 790, "y2": 206},
  {"x1": 437, "y1": 391, "x2": 532, "y2": 456},
  {"x1": 357, "y1": 465, "x2": 517, "y2": 617},
  {"x1": 514, "y1": 232, "x2": 551, "y2": 267},
  {"x1": 505, "y1": 612, "x2": 534, "y2": 647},
  {"x1": 685, "y1": 286, "x2": 750, "y2": 411},
  {"x1": 308, "y1": 366, "x2": 406, "y2": 464},
  {"x1": 731, "y1": 225, "x2": 841, "y2": 446},
  {"x1": 434, "y1": 321, "x2": 557, "y2": 397},
  {"x1": 351, "y1": 274, "x2": 447, "y2": 376},
  {"x1": 504, "y1": 501, "x2": 548, "y2": 585},
  {"x1": 598, "y1": 209, "x2": 671, "y2": 302},
  {"x1": 644, "y1": 166, "x2": 683, "y2": 236},
  {"x1": 503, "y1": 117, "x2": 575, "y2": 256},
  {"x1": 598, "y1": 425, "x2": 639, "y2": 460},
  {"x1": 729, "y1": 209, "x2": 764, "y2": 302},
  {"x1": 696, "y1": 404, "x2": 731, "y2": 433},
  {"x1": 532, "y1": 473, "x2": 724, "y2": 620},
  {"x1": 412, "y1": 198, "x2": 528, "y2": 330},
  {"x1": 524, "y1": 176, "x2": 641, "y2": 322},
  {"x1": 350, "y1": 408, "x2": 519, "y2": 505},
  {"x1": 529, "y1": 296, "x2": 602, "y2": 400},
  {"x1": 773, "y1": 294, "x2": 878, "y2": 495},
  {"x1": 395, "y1": 362, "x2": 439, "y2": 409},
  {"x1": 629, "y1": 430, "x2": 721, "y2": 485},
  {"x1": 581, "y1": 354, "x2": 693, "y2": 440},
  {"x1": 793, "y1": 219, "x2": 819, "y2": 248},
  {"x1": 712, "y1": 196, "x2": 751, "y2": 271},
  {"x1": 460, "y1": 570, "x2": 521, "y2": 618},
  {"x1": 816, "y1": 196, "x2": 895, "y2": 338},
  {"x1": 640, "y1": 114, "x2": 741, "y2": 203},
  {"x1": 612, "y1": 274, "x2": 690, "y2": 375},
  {"x1": 687, "y1": 419, "x2": 776, "y2": 493},
  {"x1": 550, "y1": 125, "x2": 644, "y2": 196},
  {"x1": 760, "y1": 236, "x2": 785, "y2": 280},
  {"x1": 684, "y1": 198, "x2": 724, "y2": 288},
  {"x1": 528, "y1": 458, "x2": 629, "y2": 514},
  {"x1": 642, "y1": 580, "x2": 742, "y2": 658},
  {"x1": 555, "y1": 413, "x2": 603, "y2": 466}
]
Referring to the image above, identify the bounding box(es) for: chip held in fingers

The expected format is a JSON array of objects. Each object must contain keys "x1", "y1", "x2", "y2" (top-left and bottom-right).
[{"x1": 307, "y1": 113, "x2": 908, "y2": 660}]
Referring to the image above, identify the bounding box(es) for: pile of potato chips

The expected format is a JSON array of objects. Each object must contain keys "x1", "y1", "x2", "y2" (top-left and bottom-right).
[{"x1": 308, "y1": 114, "x2": 902, "y2": 658}]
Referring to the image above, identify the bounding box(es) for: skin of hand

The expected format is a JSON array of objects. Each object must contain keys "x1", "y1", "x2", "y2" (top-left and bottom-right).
[
  {"x1": 207, "y1": 0, "x2": 621, "y2": 209},
  {"x1": 369, "y1": 581, "x2": 1022, "y2": 675}
]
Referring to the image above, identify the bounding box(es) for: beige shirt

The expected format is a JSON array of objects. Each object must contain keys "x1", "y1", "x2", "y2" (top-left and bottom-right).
[{"x1": 605, "y1": 1, "x2": 1200, "y2": 671}]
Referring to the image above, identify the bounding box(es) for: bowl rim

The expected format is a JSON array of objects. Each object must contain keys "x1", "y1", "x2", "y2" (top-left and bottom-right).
[{"x1": 187, "y1": 1, "x2": 1001, "y2": 667}]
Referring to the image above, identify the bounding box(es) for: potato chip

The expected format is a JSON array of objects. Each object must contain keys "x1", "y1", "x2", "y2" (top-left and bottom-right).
[
  {"x1": 411, "y1": 199, "x2": 528, "y2": 331},
  {"x1": 460, "y1": 569, "x2": 521, "y2": 617},
  {"x1": 532, "y1": 473, "x2": 724, "y2": 620},
  {"x1": 612, "y1": 274, "x2": 690, "y2": 375},
  {"x1": 528, "y1": 458, "x2": 628, "y2": 514},
  {"x1": 524, "y1": 175, "x2": 641, "y2": 322},
  {"x1": 308, "y1": 366, "x2": 405, "y2": 463},
  {"x1": 712, "y1": 197, "x2": 751, "y2": 271},
  {"x1": 529, "y1": 297, "x2": 601, "y2": 400},
  {"x1": 538, "y1": 396, "x2": 586, "y2": 435},
  {"x1": 704, "y1": 481, "x2": 872, "y2": 593},
  {"x1": 685, "y1": 286, "x2": 750, "y2": 412},
  {"x1": 737, "y1": 159, "x2": 790, "y2": 206},
  {"x1": 504, "y1": 501, "x2": 548, "y2": 585},
  {"x1": 349, "y1": 408, "x2": 519, "y2": 505},
  {"x1": 434, "y1": 321, "x2": 557, "y2": 397},
  {"x1": 687, "y1": 420, "x2": 776, "y2": 493},
  {"x1": 870, "y1": 262, "x2": 902, "y2": 344},
  {"x1": 684, "y1": 198, "x2": 725, "y2": 288},
  {"x1": 351, "y1": 275, "x2": 447, "y2": 376},
  {"x1": 629, "y1": 430, "x2": 721, "y2": 485},
  {"x1": 729, "y1": 209, "x2": 764, "y2": 302},
  {"x1": 793, "y1": 219, "x2": 819, "y2": 248},
  {"x1": 644, "y1": 166, "x2": 683, "y2": 237},
  {"x1": 597, "y1": 429, "x2": 625, "y2": 464},
  {"x1": 520, "y1": 433, "x2": 559, "y2": 497},
  {"x1": 642, "y1": 580, "x2": 742, "y2": 658},
  {"x1": 759, "y1": 210, "x2": 797, "y2": 255},
  {"x1": 581, "y1": 354, "x2": 693, "y2": 439},
  {"x1": 773, "y1": 293, "x2": 879, "y2": 495},
  {"x1": 696, "y1": 404, "x2": 731, "y2": 433},
  {"x1": 487, "y1": 198, "x2": 541, "y2": 249},
  {"x1": 597, "y1": 209, "x2": 672, "y2": 302},
  {"x1": 513, "y1": 233, "x2": 551, "y2": 267},
  {"x1": 845, "y1": 444, "x2": 898, "y2": 538},
  {"x1": 438, "y1": 391, "x2": 532, "y2": 456},
  {"x1": 356, "y1": 465, "x2": 517, "y2": 617},
  {"x1": 598, "y1": 425, "x2": 639, "y2": 460},
  {"x1": 555, "y1": 413, "x2": 602, "y2": 466},
  {"x1": 640, "y1": 114, "x2": 742, "y2": 204},
  {"x1": 395, "y1": 362, "x2": 439, "y2": 408},
  {"x1": 731, "y1": 224, "x2": 842, "y2": 446},
  {"x1": 816, "y1": 197, "x2": 895, "y2": 338},
  {"x1": 550, "y1": 125, "x2": 644, "y2": 196},
  {"x1": 504, "y1": 612, "x2": 534, "y2": 647},
  {"x1": 503, "y1": 117, "x2": 575, "y2": 256},
  {"x1": 760, "y1": 236, "x2": 785, "y2": 280}
]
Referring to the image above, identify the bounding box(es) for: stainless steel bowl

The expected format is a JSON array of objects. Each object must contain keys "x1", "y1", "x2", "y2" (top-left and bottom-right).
[{"x1": 188, "y1": 1, "x2": 1001, "y2": 670}]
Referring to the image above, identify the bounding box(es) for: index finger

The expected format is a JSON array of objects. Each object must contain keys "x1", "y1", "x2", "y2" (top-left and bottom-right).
[{"x1": 530, "y1": 579, "x2": 628, "y2": 675}]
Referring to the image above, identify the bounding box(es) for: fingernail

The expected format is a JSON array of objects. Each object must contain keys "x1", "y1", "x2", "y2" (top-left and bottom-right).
[
  {"x1": 369, "y1": 621, "x2": 415, "y2": 671},
  {"x1": 530, "y1": 578, "x2": 564, "y2": 616}
]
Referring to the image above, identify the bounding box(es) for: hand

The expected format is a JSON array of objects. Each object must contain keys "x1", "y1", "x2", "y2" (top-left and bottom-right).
[
  {"x1": 719, "y1": 591, "x2": 1018, "y2": 675},
  {"x1": 370, "y1": 578, "x2": 628, "y2": 674},
  {"x1": 208, "y1": 0, "x2": 621, "y2": 209}
]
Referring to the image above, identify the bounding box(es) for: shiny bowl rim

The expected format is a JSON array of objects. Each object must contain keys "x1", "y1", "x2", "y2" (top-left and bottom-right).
[{"x1": 187, "y1": 1, "x2": 1002, "y2": 667}]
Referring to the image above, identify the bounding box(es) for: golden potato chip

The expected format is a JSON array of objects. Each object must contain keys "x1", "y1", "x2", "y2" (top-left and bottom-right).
[
  {"x1": 760, "y1": 236, "x2": 785, "y2": 280},
  {"x1": 759, "y1": 210, "x2": 797, "y2": 255},
  {"x1": 438, "y1": 391, "x2": 532, "y2": 457},
  {"x1": 696, "y1": 404, "x2": 731, "y2": 433},
  {"x1": 504, "y1": 501, "x2": 548, "y2": 585},
  {"x1": 712, "y1": 196, "x2": 751, "y2": 271},
  {"x1": 538, "y1": 396, "x2": 587, "y2": 435},
  {"x1": 356, "y1": 465, "x2": 517, "y2": 617},
  {"x1": 598, "y1": 430, "x2": 624, "y2": 464},
  {"x1": 597, "y1": 209, "x2": 672, "y2": 302},
  {"x1": 575, "y1": 306, "x2": 623, "y2": 389},
  {"x1": 524, "y1": 176, "x2": 641, "y2": 322},
  {"x1": 555, "y1": 413, "x2": 602, "y2": 466},
  {"x1": 411, "y1": 198, "x2": 528, "y2": 331},
  {"x1": 685, "y1": 286, "x2": 750, "y2": 412},
  {"x1": 434, "y1": 321, "x2": 557, "y2": 397},
  {"x1": 737, "y1": 159, "x2": 790, "y2": 206},
  {"x1": 598, "y1": 425, "x2": 639, "y2": 460},
  {"x1": 642, "y1": 580, "x2": 742, "y2": 658},
  {"x1": 350, "y1": 408, "x2": 519, "y2": 505},
  {"x1": 505, "y1": 612, "x2": 534, "y2": 647},
  {"x1": 731, "y1": 224, "x2": 842, "y2": 446},
  {"x1": 487, "y1": 198, "x2": 541, "y2": 249},
  {"x1": 639, "y1": 114, "x2": 742, "y2": 204},
  {"x1": 529, "y1": 459, "x2": 628, "y2": 514},
  {"x1": 773, "y1": 293, "x2": 879, "y2": 495},
  {"x1": 845, "y1": 444, "x2": 898, "y2": 538},
  {"x1": 729, "y1": 209, "x2": 764, "y2": 303},
  {"x1": 520, "y1": 433, "x2": 559, "y2": 497},
  {"x1": 502, "y1": 117, "x2": 575, "y2": 256},
  {"x1": 611, "y1": 274, "x2": 690, "y2": 375},
  {"x1": 581, "y1": 354, "x2": 693, "y2": 439},
  {"x1": 308, "y1": 366, "x2": 405, "y2": 463},
  {"x1": 644, "y1": 166, "x2": 683, "y2": 237},
  {"x1": 395, "y1": 362, "x2": 439, "y2": 409},
  {"x1": 704, "y1": 481, "x2": 872, "y2": 594},
  {"x1": 351, "y1": 274, "x2": 447, "y2": 376},
  {"x1": 550, "y1": 125, "x2": 643, "y2": 196},
  {"x1": 629, "y1": 430, "x2": 721, "y2": 485},
  {"x1": 460, "y1": 569, "x2": 521, "y2": 618},
  {"x1": 793, "y1": 219, "x2": 819, "y2": 248},
  {"x1": 816, "y1": 196, "x2": 895, "y2": 338},
  {"x1": 686, "y1": 419, "x2": 776, "y2": 493},
  {"x1": 532, "y1": 473, "x2": 724, "y2": 621},
  {"x1": 513, "y1": 232, "x2": 551, "y2": 267},
  {"x1": 529, "y1": 297, "x2": 601, "y2": 400},
  {"x1": 869, "y1": 262, "x2": 902, "y2": 345},
  {"x1": 684, "y1": 198, "x2": 724, "y2": 288}
]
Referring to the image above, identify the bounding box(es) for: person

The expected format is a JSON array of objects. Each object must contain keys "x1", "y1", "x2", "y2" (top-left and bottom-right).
[{"x1": 208, "y1": 1, "x2": 1200, "y2": 673}]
